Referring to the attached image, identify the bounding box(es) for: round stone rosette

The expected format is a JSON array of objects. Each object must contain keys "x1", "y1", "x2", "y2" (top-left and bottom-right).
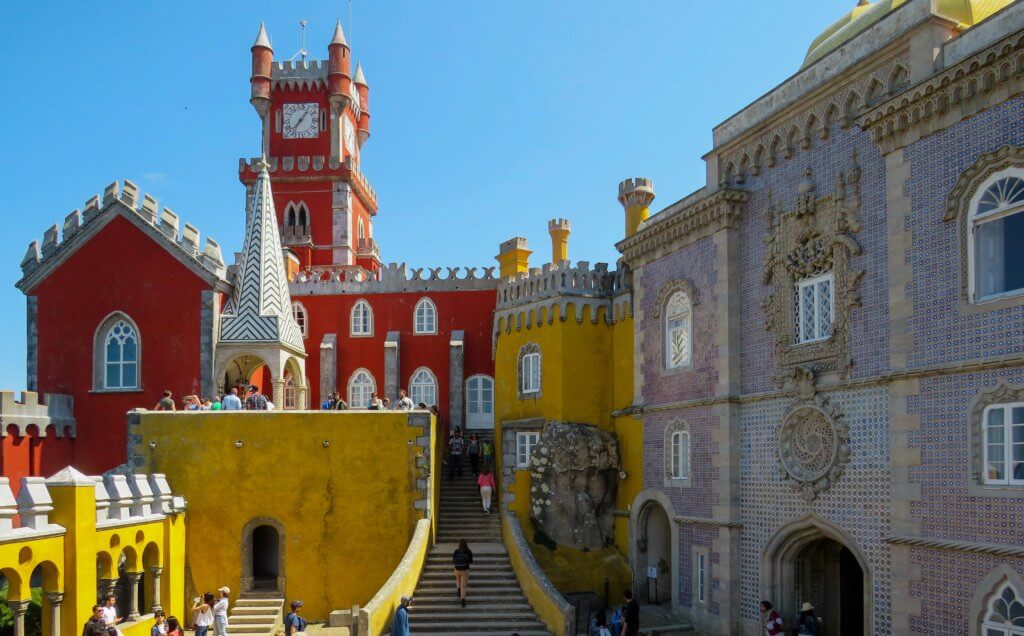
[{"x1": 777, "y1": 402, "x2": 850, "y2": 500}]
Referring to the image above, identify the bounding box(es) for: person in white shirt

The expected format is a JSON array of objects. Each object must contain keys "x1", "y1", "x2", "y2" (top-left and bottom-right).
[
  {"x1": 213, "y1": 587, "x2": 230, "y2": 635},
  {"x1": 393, "y1": 389, "x2": 415, "y2": 411},
  {"x1": 221, "y1": 388, "x2": 243, "y2": 411},
  {"x1": 101, "y1": 594, "x2": 123, "y2": 634},
  {"x1": 192, "y1": 592, "x2": 215, "y2": 636}
]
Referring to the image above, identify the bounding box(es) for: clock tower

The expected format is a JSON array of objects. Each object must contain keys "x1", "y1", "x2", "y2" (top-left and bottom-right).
[{"x1": 240, "y1": 20, "x2": 379, "y2": 272}]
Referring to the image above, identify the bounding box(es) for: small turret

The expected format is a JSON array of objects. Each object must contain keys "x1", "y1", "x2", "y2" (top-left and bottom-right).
[
  {"x1": 250, "y1": 21, "x2": 274, "y2": 118},
  {"x1": 496, "y1": 237, "x2": 532, "y2": 278},
  {"x1": 618, "y1": 177, "x2": 656, "y2": 238},
  {"x1": 327, "y1": 19, "x2": 352, "y2": 107},
  {"x1": 354, "y1": 63, "x2": 371, "y2": 144},
  {"x1": 547, "y1": 218, "x2": 570, "y2": 264}
]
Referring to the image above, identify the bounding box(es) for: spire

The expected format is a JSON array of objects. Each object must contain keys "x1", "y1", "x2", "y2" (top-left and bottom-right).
[
  {"x1": 253, "y1": 21, "x2": 272, "y2": 50},
  {"x1": 330, "y1": 19, "x2": 348, "y2": 47},
  {"x1": 218, "y1": 160, "x2": 304, "y2": 353},
  {"x1": 353, "y1": 62, "x2": 367, "y2": 86}
]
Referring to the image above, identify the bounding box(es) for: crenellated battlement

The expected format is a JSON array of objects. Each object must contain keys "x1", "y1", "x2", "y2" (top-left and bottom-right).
[
  {"x1": 271, "y1": 59, "x2": 329, "y2": 90},
  {"x1": 0, "y1": 391, "x2": 75, "y2": 438},
  {"x1": 17, "y1": 180, "x2": 227, "y2": 288},
  {"x1": 239, "y1": 156, "x2": 378, "y2": 211},
  {"x1": 291, "y1": 261, "x2": 500, "y2": 295}
]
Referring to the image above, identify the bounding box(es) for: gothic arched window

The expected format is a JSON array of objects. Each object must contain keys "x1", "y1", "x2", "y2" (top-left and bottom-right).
[
  {"x1": 971, "y1": 171, "x2": 1024, "y2": 301},
  {"x1": 348, "y1": 369, "x2": 375, "y2": 408},
  {"x1": 103, "y1": 319, "x2": 139, "y2": 389},
  {"x1": 414, "y1": 298, "x2": 437, "y2": 335},
  {"x1": 983, "y1": 582, "x2": 1024, "y2": 635},
  {"x1": 292, "y1": 302, "x2": 308, "y2": 338},
  {"x1": 664, "y1": 291, "x2": 692, "y2": 369},
  {"x1": 409, "y1": 367, "x2": 437, "y2": 407},
  {"x1": 350, "y1": 300, "x2": 373, "y2": 336}
]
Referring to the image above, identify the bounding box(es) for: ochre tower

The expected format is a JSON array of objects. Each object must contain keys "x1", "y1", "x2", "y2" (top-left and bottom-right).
[{"x1": 239, "y1": 20, "x2": 380, "y2": 272}]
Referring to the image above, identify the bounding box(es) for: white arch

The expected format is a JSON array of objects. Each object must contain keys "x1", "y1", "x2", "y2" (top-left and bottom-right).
[
  {"x1": 408, "y1": 366, "x2": 438, "y2": 407},
  {"x1": 348, "y1": 368, "x2": 376, "y2": 408}
]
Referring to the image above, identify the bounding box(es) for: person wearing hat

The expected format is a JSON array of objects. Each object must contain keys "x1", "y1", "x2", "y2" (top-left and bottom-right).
[
  {"x1": 213, "y1": 587, "x2": 230, "y2": 636},
  {"x1": 796, "y1": 602, "x2": 818, "y2": 635},
  {"x1": 284, "y1": 600, "x2": 307, "y2": 636},
  {"x1": 392, "y1": 595, "x2": 412, "y2": 636}
]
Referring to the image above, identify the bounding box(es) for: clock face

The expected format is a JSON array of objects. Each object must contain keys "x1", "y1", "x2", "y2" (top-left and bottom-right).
[
  {"x1": 344, "y1": 118, "x2": 357, "y2": 156},
  {"x1": 282, "y1": 102, "x2": 319, "y2": 139}
]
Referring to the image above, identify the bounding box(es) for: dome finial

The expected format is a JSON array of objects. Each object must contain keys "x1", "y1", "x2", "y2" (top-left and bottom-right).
[
  {"x1": 354, "y1": 62, "x2": 367, "y2": 86},
  {"x1": 253, "y1": 20, "x2": 272, "y2": 50},
  {"x1": 331, "y1": 18, "x2": 348, "y2": 47}
]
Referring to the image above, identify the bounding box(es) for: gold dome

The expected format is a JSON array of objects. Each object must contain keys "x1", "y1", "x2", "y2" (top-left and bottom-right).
[{"x1": 802, "y1": 0, "x2": 1014, "y2": 68}]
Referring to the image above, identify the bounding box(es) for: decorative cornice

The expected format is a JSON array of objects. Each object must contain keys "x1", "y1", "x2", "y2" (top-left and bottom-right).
[
  {"x1": 859, "y1": 29, "x2": 1024, "y2": 153},
  {"x1": 616, "y1": 188, "x2": 747, "y2": 266},
  {"x1": 673, "y1": 514, "x2": 742, "y2": 529},
  {"x1": 886, "y1": 534, "x2": 1024, "y2": 558}
]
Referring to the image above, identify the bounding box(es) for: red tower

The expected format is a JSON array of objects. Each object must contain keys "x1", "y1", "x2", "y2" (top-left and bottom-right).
[{"x1": 239, "y1": 20, "x2": 380, "y2": 272}]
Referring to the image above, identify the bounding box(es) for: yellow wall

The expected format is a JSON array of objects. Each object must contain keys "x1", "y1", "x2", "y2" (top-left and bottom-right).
[
  {"x1": 359, "y1": 519, "x2": 431, "y2": 636},
  {"x1": 131, "y1": 411, "x2": 433, "y2": 622},
  {"x1": 494, "y1": 301, "x2": 641, "y2": 600}
]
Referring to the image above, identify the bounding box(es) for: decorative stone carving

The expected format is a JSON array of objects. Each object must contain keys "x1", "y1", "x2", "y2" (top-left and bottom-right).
[
  {"x1": 776, "y1": 367, "x2": 851, "y2": 501},
  {"x1": 762, "y1": 153, "x2": 863, "y2": 381},
  {"x1": 528, "y1": 422, "x2": 620, "y2": 549}
]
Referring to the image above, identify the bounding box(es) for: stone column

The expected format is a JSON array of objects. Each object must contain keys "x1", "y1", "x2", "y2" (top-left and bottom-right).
[
  {"x1": 44, "y1": 592, "x2": 62, "y2": 636},
  {"x1": 449, "y1": 331, "x2": 465, "y2": 431},
  {"x1": 200, "y1": 290, "x2": 218, "y2": 399},
  {"x1": 384, "y1": 331, "x2": 401, "y2": 401},
  {"x1": 126, "y1": 572, "x2": 143, "y2": 620},
  {"x1": 296, "y1": 385, "x2": 308, "y2": 410},
  {"x1": 272, "y1": 378, "x2": 285, "y2": 410},
  {"x1": 320, "y1": 334, "x2": 338, "y2": 405},
  {"x1": 150, "y1": 567, "x2": 163, "y2": 613},
  {"x1": 100, "y1": 578, "x2": 118, "y2": 599},
  {"x1": 8, "y1": 599, "x2": 28, "y2": 636}
]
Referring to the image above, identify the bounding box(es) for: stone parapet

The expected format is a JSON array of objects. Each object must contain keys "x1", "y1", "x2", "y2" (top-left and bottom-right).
[
  {"x1": 0, "y1": 391, "x2": 75, "y2": 438},
  {"x1": 238, "y1": 155, "x2": 378, "y2": 212},
  {"x1": 291, "y1": 261, "x2": 500, "y2": 295}
]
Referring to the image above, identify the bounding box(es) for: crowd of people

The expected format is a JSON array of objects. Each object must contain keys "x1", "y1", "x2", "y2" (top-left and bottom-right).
[
  {"x1": 81, "y1": 587, "x2": 231, "y2": 636},
  {"x1": 151, "y1": 386, "x2": 267, "y2": 412}
]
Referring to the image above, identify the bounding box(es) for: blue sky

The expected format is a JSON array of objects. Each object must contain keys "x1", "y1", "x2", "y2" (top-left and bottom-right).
[{"x1": 0, "y1": 0, "x2": 855, "y2": 390}]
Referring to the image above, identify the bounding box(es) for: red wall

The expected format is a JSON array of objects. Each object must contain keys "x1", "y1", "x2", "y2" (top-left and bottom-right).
[{"x1": 30, "y1": 215, "x2": 212, "y2": 474}]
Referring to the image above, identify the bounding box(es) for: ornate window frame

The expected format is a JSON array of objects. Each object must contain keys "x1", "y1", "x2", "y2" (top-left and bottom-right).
[
  {"x1": 969, "y1": 565, "x2": 1024, "y2": 636},
  {"x1": 408, "y1": 366, "x2": 438, "y2": 407},
  {"x1": 762, "y1": 159, "x2": 863, "y2": 380},
  {"x1": 347, "y1": 368, "x2": 376, "y2": 408},
  {"x1": 946, "y1": 147, "x2": 1024, "y2": 312},
  {"x1": 968, "y1": 382, "x2": 1024, "y2": 498},
  {"x1": 92, "y1": 311, "x2": 142, "y2": 393},
  {"x1": 653, "y1": 280, "x2": 698, "y2": 374},
  {"x1": 663, "y1": 419, "x2": 692, "y2": 488},
  {"x1": 413, "y1": 297, "x2": 438, "y2": 335},
  {"x1": 350, "y1": 299, "x2": 374, "y2": 337},
  {"x1": 518, "y1": 342, "x2": 541, "y2": 399}
]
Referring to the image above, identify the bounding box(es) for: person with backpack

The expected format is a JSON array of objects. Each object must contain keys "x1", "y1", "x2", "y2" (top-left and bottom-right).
[
  {"x1": 246, "y1": 385, "x2": 268, "y2": 410},
  {"x1": 453, "y1": 539, "x2": 474, "y2": 607},
  {"x1": 795, "y1": 602, "x2": 819, "y2": 635},
  {"x1": 481, "y1": 438, "x2": 494, "y2": 467},
  {"x1": 448, "y1": 429, "x2": 466, "y2": 480},
  {"x1": 284, "y1": 600, "x2": 307, "y2": 636},
  {"x1": 760, "y1": 600, "x2": 784, "y2": 636}
]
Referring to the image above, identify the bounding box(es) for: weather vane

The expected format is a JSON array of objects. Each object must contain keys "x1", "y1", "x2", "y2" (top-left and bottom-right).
[{"x1": 289, "y1": 19, "x2": 309, "y2": 63}]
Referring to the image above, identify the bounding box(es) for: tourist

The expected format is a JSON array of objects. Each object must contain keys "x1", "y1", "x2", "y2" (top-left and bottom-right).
[
  {"x1": 82, "y1": 605, "x2": 108, "y2": 636},
  {"x1": 284, "y1": 600, "x2": 307, "y2": 635},
  {"x1": 417, "y1": 402, "x2": 427, "y2": 409},
  {"x1": 154, "y1": 390, "x2": 176, "y2": 411},
  {"x1": 222, "y1": 388, "x2": 243, "y2": 411},
  {"x1": 481, "y1": 438, "x2": 494, "y2": 467},
  {"x1": 246, "y1": 386, "x2": 268, "y2": 410},
  {"x1": 393, "y1": 389, "x2": 414, "y2": 410},
  {"x1": 200, "y1": 398, "x2": 213, "y2": 410},
  {"x1": 192, "y1": 593, "x2": 215, "y2": 636},
  {"x1": 213, "y1": 587, "x2": 230, "y2": 635},
  {"x1": 477, "y1": 465, "x2": 495, "y2": 514},
  {"x1": 165, "y1": 616, "x2": 184, "y2": 636},
  {"x1": 184, "y1": 395, "x2": 200, "y2": 411},
  {"x1": 453, "y1": 539, "x2": 474, "y2": 607},
  {"x1": 322, "y1": 394, "x2": 334, "y2": 409},
  {"x1": 795, "y1": 602, "x2": 818, "y2": 635},
  {"x1": 468, "y1": 433, "x2": 481, "y2": 474},
  {"x1": 151, "y1": 610, "x2": 167, "y2": 636},
  {"x1": 367, "y1": 392, "x2": 384, "y2": 410},
  {"x1": 101, "y1": 594, "x2": 123, "y2": 633},
  {"x1": 760, "y1": 600, "x2": 783, "y2": 636},
  {"x1": 210, "y1": 396, "x2": 222, "y2": 411},
  {"x1": 590, "y1": 611, "x2": 612, "y2": 636},
  {"x1": 333, "y1": 393, "x2": 349, "y2": 410},
  {"x1": 382, "y1": 397, "x2": 391, "y2": 409},
  {"x1": 621, "y1": 589, "x2": 639, "y2": 636},
  {"x1": 448, "y1": 428, "x2": 466, "y2": 480},
  {"x1": 392, "y1": 595, "x2": 412, "y2": 636}
]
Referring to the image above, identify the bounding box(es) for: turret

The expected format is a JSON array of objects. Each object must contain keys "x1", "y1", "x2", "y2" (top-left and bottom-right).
[
  {"x1": 250, "y1": 21, "x2": 274, "y2": 118},
  {"x1": 618, "y1": 177, "x2": 656, "y2": 238},
  {"x1": 353, "y1": 63, "x2": 371, "y2": 144},
  {"x1": 547, "y1": 218, "x2": 570, "y2": 264},
  {"x1": 496, "y1": 237, "x2": 532, "y2": 278},
  {"x1": 327, "y1": 19, "x2": 352, "y2": 109}
]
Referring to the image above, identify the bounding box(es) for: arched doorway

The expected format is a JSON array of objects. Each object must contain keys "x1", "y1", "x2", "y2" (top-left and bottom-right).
[
  {"x1": 629, "y1": 489, "x2": 679, "y2": 611},
  {"x1": 762, "y1": 515, "x2": 870, "y2": 635},
  {"x1": 241, "y1": 518, "x2": 285, "y2": 593}
]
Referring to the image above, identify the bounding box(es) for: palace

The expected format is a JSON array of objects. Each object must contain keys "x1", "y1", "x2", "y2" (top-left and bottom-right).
[{"x1": 3, "y1": 1, "x2": 1024, "y2": 634}]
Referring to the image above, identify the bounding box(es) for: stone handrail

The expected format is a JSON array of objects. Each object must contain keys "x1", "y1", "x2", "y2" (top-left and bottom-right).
[
  {"x1": 502, "y1": 515, "x2": 576, "y2": 636},
  {"x1": 496, "y1": 261, "x2": 630, "y2": 310},
  {"x1": 359, "y1": 518, "x2": 431, "y2": 636}
]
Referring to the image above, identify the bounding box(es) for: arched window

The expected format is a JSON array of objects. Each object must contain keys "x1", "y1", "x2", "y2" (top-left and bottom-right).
[
  {"x1": 291, "y1": 302, "x2": 308, "y2": 338},
  {"x1": 358, "y1": 218, "x2": 366, "y2": 240},
  {"x1": 350, "y1": 300, "x2": 373, "y2": 336},
  {"x1": 348, "y1": 369, "x2": 375, "y2": 408},
  {"x1": 795, "y1": 271, "x2": 834, "y2": 344},
  {"x1": 414, "y1": 298, "x2": 437, "y2": 335},
  {"x1": 664, "y1": 291, "x2": 692, "y2": 369},
  {"x1": 518, "y1": 343, "x2": 541, "y2": 398},
  {"x1": 104, "y1": 320, "x2": 139, "y2": 389},
  {"x1": 466, "y1": 375, "x2": 494, "y2": 429},
  {"x1": 983, "y1": 582, "x2": 1024, "y2": 635},
  {"x1": 409, "y1": 367, "x2": 437, "y2": 407},
  {"x1": 971, "y1": 171, "x2": 1024, "y2": 301},
  {"x1": 670, "y1": 430, "x2": 690, "y2": 480},
  {"x1": 297, "y1": 204, "x2": 308, "y2": 228}
]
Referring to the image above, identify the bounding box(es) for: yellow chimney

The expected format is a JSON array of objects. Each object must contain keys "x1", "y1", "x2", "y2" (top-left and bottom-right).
[
  {"x1": 496, "y1": 237, "x2": 532, "y2": 278},
  {"x1": 547, "y1": 218, "x2": 570, "y2": 264},
  {"x1": 618, "y1": 177, "x2": 656, "y2": 238}
]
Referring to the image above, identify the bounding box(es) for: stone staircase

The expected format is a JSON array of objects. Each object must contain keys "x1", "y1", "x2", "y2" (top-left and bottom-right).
[
  {"x1": 410, "y1": 467, "x2": 553, "y2": 635},
  {"x1": 225, "y1": 591, "x2": 283, "y2": 635}
]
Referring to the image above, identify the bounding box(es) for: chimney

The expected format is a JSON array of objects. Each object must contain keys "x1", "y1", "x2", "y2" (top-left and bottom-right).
[
  {"x1": 618, "y1": 177, "x2": 656, "y2": 238},
  {"x1": 547, "y1": 218, "x2": 570, "y2": 264},
  {"x1": 496, "y1": 237, "x2": 532, "y2": 278}
]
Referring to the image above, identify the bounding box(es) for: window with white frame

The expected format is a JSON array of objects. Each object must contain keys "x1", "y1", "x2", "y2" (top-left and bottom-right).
[
  {"x1": 351, "y1": 300, "x2": 373, "y2": 336},
  {"x1": 983, "y1": 402, "x2": 1024, "y2": 485},
  {"x1": 971, "y1": 172, "x2": 1024, "y2": 301},
  {"x1": 521, "y1": 352, "x2": 541, "y2": 395},
  {"x1": 414, "y1": 298, "x2": 437, "y2": 335},
  {"x1": 104, "y1": 320, "x2": 139, "y2": 389},
  {"x1": 697, "y1": 553, "x2": 707, "y2": 604},
  {"x1": 348, "y1": 369, "x2": 375, "y2": 408},
  {"x1": 466, "y1": 375, "x2": 494, "y2": 429},
  {"x1": 670, "y1": 430, "x2": 690, "y2": 480},
  {"x1": 982, "y1": 582, "x2": 1024, "y2": 635},
  {"x1": 409, "y1": 367, "x2": 437, "y2": 407},
  {"x1": 292, "y1": 302, "x2": 308, "y2": 338},
  {"x1": 795, "y1": 272, "x2": 834, "y2": 344},
  {"x1": 665, "y1": 291, "x2": 692, "y2": 369},
  {"x1": 516, "y1": 431, "x2": 540, "y2": 469}
]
